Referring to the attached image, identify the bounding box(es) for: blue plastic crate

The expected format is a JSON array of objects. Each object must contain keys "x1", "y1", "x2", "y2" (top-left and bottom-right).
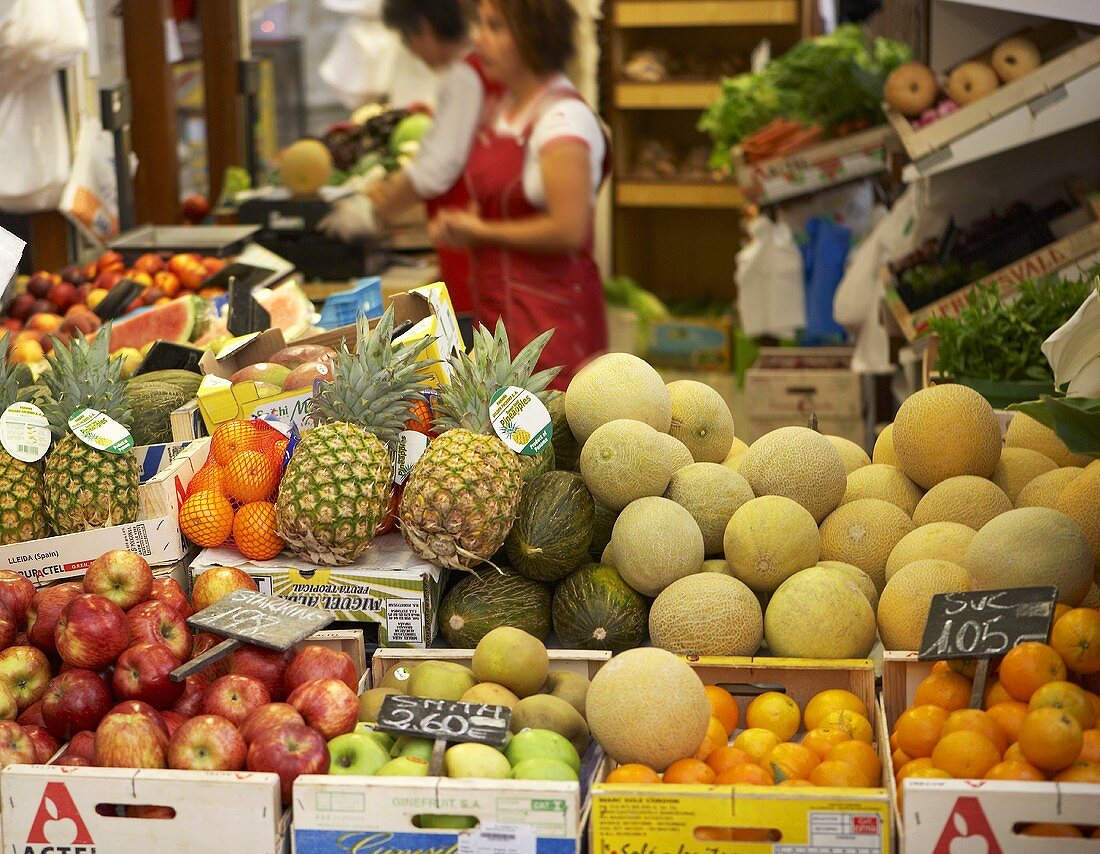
[{"x1": 318, "y1": 276, "x2": 383, "y2": 329}]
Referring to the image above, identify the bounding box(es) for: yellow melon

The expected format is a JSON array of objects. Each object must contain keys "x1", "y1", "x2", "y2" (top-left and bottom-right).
[
  {"x1": 1005, "y1": 412, "x2": 1091, "y2": 468},
  {"x1": 1015, "y1": 467, "x2": 1084, "y2": 509},
  {"x1": 819, "y1": 498, "x2": 916, "y2": 593},
  {"x1": 610, "y1": 497, "x2": 704, "y2": 596},
  {"x1": 722, "y1": 436, "x2": 750, "y2": 472},
  {"x1": 658, "y1": 432, "x2": 695, "y2": 474},
  {"x1": 723, "y1": 495, "x2": 821, "y2": 593},
  {"x1": 666, "y1": 380, "x2": 735, "y2": 463},
  {"x1": 912, "y1": 476, "x2": 1012, "y2": 529},
  {"x1": 825, "y1": 436, "x2": 871, "y2": 475},
  {"x1": 842, "y1": 464, "x2": 924, "y2": 516},
  {"x1": 765, "y1": 567, "x2": 877, "y2": 659},
  {"x1": 990, "y1": 447, "x2": 1057, "y2": 503},
  {"x1": 280, "y1": 139, "x2": 334, "y2": 195},
  {"x1": 665, "y1": 463, "x2": 755, "y2": 554},
  {"x1": 649, "y1": 573, "x2": 762, "y2": 656},
  {"x1": 1081, "y1": 583, "x2": 1100, "y2": 608},
  {"x1": 893, "y1": 385, "x2": 1001, "y2": 488},
  {"x1": 816, "y1": 561, "x2": 879, "y2": 610},
  {"x1": 1056, "y1": 467, "x2": 1100, "y2": 573},
  {"x1": 885, "y1": 522, "x2": 975, "y2": 581},
  {"x1": 873, "y1": 424, "x2": 899, "y2": 466},
  {"x1": 738, "y1": 427, "x2": 847, "y2": 523},
  {"x1": 565, "y1": 353, "x2": 671, "y2": 443},
  {"x1": 877, "y1": 559, "x2": 970, "y2": 651},
  {"x1": 700, "y1": 558, "x2": 733, "y2": 575},
  {"x1": 580, "y1": 419, "x2": 675, "y2": 511}
]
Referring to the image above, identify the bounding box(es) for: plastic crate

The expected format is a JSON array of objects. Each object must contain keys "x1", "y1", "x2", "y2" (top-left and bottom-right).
[{"x1": 318, "y1": 276, "x2": 383, "y2": 329}]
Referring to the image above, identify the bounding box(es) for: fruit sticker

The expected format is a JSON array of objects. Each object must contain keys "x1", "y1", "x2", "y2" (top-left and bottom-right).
[
  {"x1": 489, "y1": 386, "x2": 552, "y2": 456},
  {"x1": 392, "y1": 430, "x2": 429, "y2": 485},
  {"x1": 0, "y1": 402, "x2": 51, "y2": 462},
  {"x1": 68, "y1": 406, "x2": 135, "y2": 454}
]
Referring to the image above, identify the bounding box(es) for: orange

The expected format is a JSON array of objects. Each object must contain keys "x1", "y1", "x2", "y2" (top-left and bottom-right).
[
  {"x1": 1003, "y1": 742, "x2": 1025, "y2": 762},
  {"x1": 605, "y1": 763, "x2": 661, "y2": 784},
  {"x1": 1050, "y1": 608, "x2": 1100, "y2": 674},
  {"x1": 733, "y1": 728, "x2": 780, "y2": 764},
  {"x1": 1077, "y1": 728, "x2": 1100, "y2": 762},
  {"x1": 715, "y1": 763, "x2": 773, "y2": 785},
  {"x1": 232, "y1": 501, "x2": 284, "y2": 560},
  {"x1": 891, "y1": 747, "x2": 911, "y2": 771},
  {"x1": 914, "y1": 670, "x2": 972, "y2": 712},
  {"x1": 763, "y1": 742, "x2": 819, "y2": 782},
  {"x1": 1018, "y1": 707, "x2": 1083, "y2": 774},
  {"x1": 1021, "y1": 823, "x2": 1082, "y2": 838},
  {"x1": 188, "y1": 462, "x2": 226, "y2": 496},
  {"x1": 1053, "y1": 603, "x2": 1072, "y2": 622},
  {"x1": 1053, "y1": 760, "x2": 1100, "y2": 783},
  {"x1": 1085, "y1": 691, "x2": 1100, "y2": 723},
  {"x1": 821, "y1": 709, "x2": 873, "y2": 744},
  {"x1": 662, "y1": 758, "x2": 716, "y2": 785},
  {"x1": 1029, "y1": 680, "x2": 1096, "y2": 730},
  {"x1": 705, "y1": 685, "x2": 739, "y2": 735},
  {"x1": 211, "y1": 420, "x2": 265, "y2": 466},
  {"x1": 895, "y1": 757, "x2": 934, "y2": 783},
  {"x1": 984, "y1": 759, "x2": 1045, "y2": 781},
  {"x1": 745, "y1": 692, "x2": 800, "y2": 741},
  {"x1": 986, "y1": 701, "x2": 1029, "y2": 746},
  {"x1": 940, "y1": 709, "x2": 1008, "y2": 754},
  {"x1": 777, "y1": 779, "x2": 814, "y2": 788},
  {"x1": 982, "y1": 679, "x2": 1012, "y2": 709},
  {"x1": 930, "y1": 660, "x2": 949, "y2": 673},
  {"x1": 803, "y1": 689, "x2": 867, "y2": 731},
  {"x1": 693, "y1": 717, "x2": 729, "y2": 761},
  {"x1": 826, "y1": 740, "x2": 881, "y2": 785},
  {"x1": 889, "y1": 732, "x2": 899, "y2": 751},
  {"x1": 179, "y1": 490, "x2": 234, "y2": 547},
  {"x1": 894, "y1": 705, "x2": 949, "y2": 759},
  {"x1": 930, "y1": 731, "x2": 1001, "y2": 779},
  {"x1": 809, "y1": 760, "x2": 871, "y2": 788},
  {"x1": 901, "y1": 766, "x2": 951, "y2": 780},
  {"x1": 223, "y1": 450, "x2": 280, "y2": 505},
  {"x1": 803, "y1": 726, "x2": 853, "y2": 760},
  {"x1": 998, "y1": 642, "x2": 1068, "y2": 702},
  {"x1": 705, "y1": 746, "x2": 752, "y2": 776}
]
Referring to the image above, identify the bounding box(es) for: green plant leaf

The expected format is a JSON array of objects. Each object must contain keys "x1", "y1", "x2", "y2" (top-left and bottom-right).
[{"x1": 1008, "y1": 395, "x2": 1100, "y2": 457}]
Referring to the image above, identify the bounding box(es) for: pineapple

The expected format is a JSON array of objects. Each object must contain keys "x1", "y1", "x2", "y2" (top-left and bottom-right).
[
  {"x1": 275, "y1": 308, "x2": 435, "y2": 566},
  {"x1": 40, "y1": 328, "x2": 140, "y2": 533},
  {"x1": 400, "y1": 321, "x2": 561, "y2": 570},
  {"x1": 0, "y1": 346, "x2": 48, "y2": 545}
]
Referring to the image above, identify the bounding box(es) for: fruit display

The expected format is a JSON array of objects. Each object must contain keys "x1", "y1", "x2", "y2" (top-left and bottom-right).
[{"x1": 317, "y1": 105, "x2": 432, "y2": 184}]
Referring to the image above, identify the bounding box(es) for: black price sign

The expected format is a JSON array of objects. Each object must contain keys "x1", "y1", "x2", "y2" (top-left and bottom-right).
[
  {"x1": 918, "y1": 586, "x2": 1058, "y2": 661},
  {"x1": 375, "y1": 695, "x2": 512, "y2": 748}
]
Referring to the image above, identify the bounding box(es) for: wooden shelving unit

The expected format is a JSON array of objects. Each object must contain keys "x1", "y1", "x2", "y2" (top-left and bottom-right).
[
  {"x1": 614, "y1": 1, "x2": 800, "y2": 27},
  {"x1": 614, "y1": 81, "x2": 721, "y2": 109},
  {"x1": 616, "y1": 180, "x2": 744, "y2": 208}
]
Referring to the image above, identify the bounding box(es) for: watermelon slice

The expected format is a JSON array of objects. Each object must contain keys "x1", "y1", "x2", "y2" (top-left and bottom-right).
[
  {"x1": 108, "y1": 297, "x2": 197, "y2": 353},
  {"x1": 254, "y1": 281, "x2": 316, "y2": 341}
]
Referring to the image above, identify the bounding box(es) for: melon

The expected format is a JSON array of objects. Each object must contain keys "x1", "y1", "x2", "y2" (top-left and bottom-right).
[
  {"x1": 872, "y1": 424, "x2": 899, "y2": 466},
  {"x1": 819, "y1": 498, "x2": 916, "y2": 594},
  {"x1": 1082, "y1": 583, "x2": 1100, "y2": 609},
  {"x1": 1055, "y1": 467, "x2": 1100, "y2": 573},
  {"x1": 390, "y1": 113, "x2": 433, "y2": 153},
  {"x1": 966, "y1": 507, "x2": 1092, "y2": 604},
  {"x1": 816, "y1": 561, "x2": 879, "y2": 610},
  {"x1": 280, "y1": 139, "x2": 333, "y2": 195},
  {"x1": 438, "y1": 570, "x2": 552, "y2": 647},
  {"x1": 589, "y1": 503, "x2": 617, "y2": 561},
  {"x1": 877, "y1": 559, "x2": 970, "y2": 651},
  {"x1": 610, "y1": 497, "x2": 704, "y2": 597},
  {"x1": 990, "y1": 448, "x2": 1057, "y2": 503},
  {"x1": 1015, "y1": 467, "x2": 1084, "y2": 509},
  {"x1": 108, "y1": 297, "x2": 196, "y2": 354},
  {"x1": 892, "y1": 385, "x2": 1001, "y2": 488},
  {"x1": 552, "y1": 563, "x2": 648, "y2": 653},
  {"x1": 666, "y1": 380, "x2": 735, "y2": 463},
  {"x1": 913, "y1": 476, "x2": 1012, "y2": 529},
  {"x1": 826, "y1": 436, "x2": 871, "y2": 475},
  {"x1": 700, "y1": 558, "x2": 733, "y2": 575},
  {"x1": 649, "y1": 573, "x2": 762, "y2": 656},
  {"x1": 565, "y1": 353, "x2": 671, "y2": 443},
  {"x1": 738, "y1": 427, "x2": 847, "y2": 523},
  {"x1": 723, "y1": 495, "x2": 820, "y2": 593},
  {"x1": 127, "y1": 382, "x2": 189, "y2": 446},
  {"x1": 254, "y1": 281, "x2": 316, "y2": 341},
  {"x1": 586, "y1": 648, "x2": 710, "y2": 771},
  {"x1": 842, "y1": 464, "x2": 924, "y2": 516},
  {"x1": 764, "y1": 567, "x2": 877, "y2": 659},
  {"x1": 505, "y1": 471, "x2": 594, "y2": 582},
  {"x1": 722, "y1": 436, "x2": 749, "y2": 471},
  {"x1": 664, "y1": 463, "x2": 754, "y2": 554},
  {"x1": 580, "y1": 420, "x2": 675, "y2": 511},
  {"x1": 1006, "y1": 412, "x2": 1091, "y2": 468},
  {"x1": 885, "y1": 522, "x2": 975, "y2": 581},
  {"x1": 657, "y1": 433, "x2": 695, "y2": 473},
  {"x1": 547, "y1": 393, "x2": 580, "y2": 471}
]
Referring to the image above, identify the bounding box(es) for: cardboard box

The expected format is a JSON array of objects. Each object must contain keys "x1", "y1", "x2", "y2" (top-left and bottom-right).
[
  {"x1": 647, "y1": 315, "x2": 734, "y2": 371},
  {"x1": 171, "y1": 399, "x2": 206, "y2": 442},
  {"x1": 134, "y1": 440, "x2": 196, "y2": 482},
  {"x1": 190, "y1": 534, "x2": 445, "y2": 648}
]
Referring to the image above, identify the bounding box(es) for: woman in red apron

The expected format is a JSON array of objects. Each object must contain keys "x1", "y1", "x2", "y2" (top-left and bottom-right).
[{"x1": 429, "y1": 0, "x2": 609, "y2": 388}]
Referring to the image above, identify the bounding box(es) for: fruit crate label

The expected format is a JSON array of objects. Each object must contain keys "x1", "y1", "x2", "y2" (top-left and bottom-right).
[
  {"x1": 384, "y1": 598, "x2": 423, "y2": 644},
  {"x1": 392, "y1": 430, "x2": 428, "y2": 485},
  {"x1": 0, "y1": 402, "x2": 51, "y2": 462},
  {"x1": 68, "y1": 407, "x2": 134, "y2": 454},
  {"x1": 458, "y1": 823, "x2": 536, "y2": 854},
  {"x1": 918, "y1": 586, "x2": 1057, "y2": 661},
  {"x1": 489, "y1": 386, "x2": 552, "y2": 456},
  {"x1": 188, "y1": 587, "x2": 333, "y2": 651},
  {"x1": 376, "y1": 694, "x2": 512, "y2": 747}
]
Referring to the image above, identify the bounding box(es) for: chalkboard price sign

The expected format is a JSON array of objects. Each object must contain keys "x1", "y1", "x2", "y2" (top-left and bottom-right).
[
  {"x1": 375, "y1": 694, "x2": 512, "y2": 748},
  {"x1": 918, "y1": 586, "x2": 1058, "y2": 662}
]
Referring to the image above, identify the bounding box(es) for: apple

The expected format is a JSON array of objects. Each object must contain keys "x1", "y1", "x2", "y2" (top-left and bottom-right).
[
  {"x1": 285, "y1": 645, "x2": 359, "y2": 694},
  {"x1": 27, "y1": 312, "x2": 63, "y2": 334},
  {"x1": 7, "y1": 293, "x2": 35, "y2": 321},
  {"x1": 375, "y1": 755, "x2": 429, "y2": 776},
  {"x1": 48, "y1": 283, "x2": 77, "y2": 313},
  {"x1": 55, "y1": 594, "x2": 130, "y2": 670},
  {"x1": 0, "y1": 719, "x2": 36, "y2": 767},
  {"x1": 60, "y1": 309, "x2": 101, "y2": 338},
  {"x1": 503, "y1": 728, "x2": 580, "y2": 772},
  {"x1": 169, "y1": 253, "x2": 201, "y2": 276},
  {"x1": 17, "y1": 701, "x2": 44, "y2": 727},
  {"x1": 327, "y1": 731, "x2": 390, "y2": 776},
  {"x1": 228, "y1": 644, "x2": 294, "y2": 701},
  {"x1": 201, "y1": 674, "x2": 270, "y2": 727},
  {"x1": 25, "y1": 273, "x2": 53, "y2": 300},
  {"x1": 179, "y1": 263, "x2": 208, "y2": 291},
  {"x1": 133, "y1": 253, "x2": 164, "y2": 275},
  {"x1": 60, "y1": 265, "x2": 89, "y2": 286},
  {"x1": 171, "y1": 673, "x2": 209, "y2": 717},
  {"x1": 190, "y1": 566, "x2": 258, "y2": 613},
  {"x1": 181, "y1": 195, "x2": 211, "y2": 224},
  {"x1": 288, "y1": 678, "x2": 358, "y2": 740},
  {"x1": 0, "y1": 571, "x2": 34, "y2": 628},
  {"x1": 126, "y1": 270, "x2": 153, "y2": 289},
  {"x1": 190, "y1": 633, "x2": 231, "y2": 679},
  {"x1": 41, "y1": 669, "x2": 113, "y2": 740},
  {"x1": 947, "y1": 61, "x2": 999, "y2": 106},
  {"x1": 152, "y1": 271, "x2": 181, "y2": 300},
  {"x1": 444, "y1": 743, "x2": 512, "y2": 779},
  {"x1": 94, "y1": 711, "x2": 168, "y2": 768},
  {"x1": 27, "y1": 582, "x2": 83, "y2": 654},
  {"x1": 83, "y1": 550, "x2": 154, "y2": 610},
  {"x1": 73, "y1": 282, "x2": 94, "y2": 304},
  {"x1": 54, "y1": 752, "x2": 92, "y2": 767},
  {"x1": 0, "y1": 679, "x2": 17, "y2": 719},
  {"x1": 112, "y1": 643, "x2": 184, "y2": 709},
  {"x1": 141, "y1": 286, "x2": 166, "y2": 306},
  {"x1": 0, "y1": 645, "x2": 51, "y2": 709},
  {"x1": 149, "y1": 577, "x2": 192, "y2": 619},
  {"x1": 67, "y1": 730, "x2": 96, "y2": 762},
  {"x1": 0, "y1": 599, "x2": 16, "y2": 650},
  {"x1": 28, "y1": 299, "x2": 54, "y2": 318},
  {"x1": 96, "y1": 252, "x2": 125, "y2": 276},
  {"x1": 239, "y1": 702, "x2": 304, "y2": 745},
  {"x1": 168, "y1": 714, "x2": 246, "y2": 771},
  {"x1": 127, "y1": 600, "x2": 192, "y2": 661},
  {"x1": 108, "y1": 700, "x2": 170, "y2": 737},
  {"x1": 246, "y1": 723, "x2": 328, "y2": 805},
  {"x1": 22, "y1": 724, "x2": 60, "y2": 763},
  {"x1": 160, "y1": 710, "x2": 187, "y2": 737},
  {"x1": 94, "y1": 270, "x2": 122, "y2": 292}
]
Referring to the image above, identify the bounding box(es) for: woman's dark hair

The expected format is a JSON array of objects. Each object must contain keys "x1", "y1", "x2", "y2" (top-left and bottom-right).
[
  {"x1": 382, "y1": 0, "x2": 468, "y2": 42},
  {"x1": 490, "y1": 0, "x2": 576, "y2": 75}
]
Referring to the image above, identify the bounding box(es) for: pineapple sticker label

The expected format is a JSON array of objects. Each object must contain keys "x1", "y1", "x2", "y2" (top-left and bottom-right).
[
  {"x1": 0, "y1": 402, "x2": 51, "y2": 462},
  {"x1": 489, "y1": 386, "x2": 552, "y2": 456},
  {"x1": 393, "y1": 430, "x2": 429, "y2": 485},
  {"x1": 68, "y1": 407, "x2": 134, "y2": 455}
]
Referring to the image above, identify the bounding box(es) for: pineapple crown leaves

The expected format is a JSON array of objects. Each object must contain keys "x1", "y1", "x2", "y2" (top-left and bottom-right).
[
  {"x1": 39, "y1": 325, "x2": 133, "y2": 437},
  {"x1": 310, "y1": 306, "x2": 438, "y2": 443},
  {"x1": 434, "y1": 318, "x2": 563, "y2": 434}
]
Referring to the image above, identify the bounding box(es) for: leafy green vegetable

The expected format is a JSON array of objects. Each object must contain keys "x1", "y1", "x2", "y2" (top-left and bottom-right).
[{"x1": 1009, "y1": 395, "x2": 1100, "y2": 457}]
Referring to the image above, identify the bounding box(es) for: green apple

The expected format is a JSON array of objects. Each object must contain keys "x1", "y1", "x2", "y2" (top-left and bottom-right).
[
  {"x1": 511, "y1": 758, "x2": 579, "y2": 782},
  {"x1": 418, "y1": 815, "x2": 478, "y2": 829},
  {"x1": 444, "y1": 743, "x2": 512, "y2": 779},
  {"x1": 391, "y1": 735, "x2": 434, "y2": 762},
  {"x1": 504, "y1": 728, "x2": 581, "y2": 772},
  {"x1": 374, "y1": 756, "x2": 430, "y2": 777},
  {"x1": 328, "y1": 732, "x2": 391, "y2": 776},
  {"x1": 354, "y1": 723, "x2": 394, "y2": 753}
]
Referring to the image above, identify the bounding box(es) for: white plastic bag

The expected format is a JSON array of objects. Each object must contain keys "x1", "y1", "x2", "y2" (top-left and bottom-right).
[
  {"x1": 0, "y1": 225, "x2": 27, "y2": 299},
  {"x1": 736, "y1": 216, "x2": 805, "y2": 339},
  {"x1": 0, "y1": 0, "x2": 89, "y2": 89},
  {"x1": 0, "y1": 73, "x2": 70, "y2": 212},
  {"x1": 319, "y1": 18, "x2": 399, "y2": 109},
  {"x1": 1043, "y1": 286, "x2": 1100, "y2": 397},
  {"x1": 59, "y1": 117, "x2": 119, "y2": 245}
]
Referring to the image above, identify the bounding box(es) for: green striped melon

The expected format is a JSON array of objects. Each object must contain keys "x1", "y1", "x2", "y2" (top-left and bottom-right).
[
  {"x1": 439, "y1": 570, "x2": 552, "y2": 647},
  {"x1": 552, "y1": 563, "x2": 648, "y2": 653},
  {"x1": 548, "y1": 392, "x2": 580, "y2": 471},
  {"x1": 590, "y1": 503, "x2": 618, "y2": 560},
  {"x1": 505, "y1": 471, "x2": 594, "y2": 581}
]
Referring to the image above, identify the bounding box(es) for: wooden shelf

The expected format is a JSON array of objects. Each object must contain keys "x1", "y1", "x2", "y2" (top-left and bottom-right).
[
  {"x1": 615, "y1": 0, "x2": 799, "y2": 27},
  {"x1": 616, "y1": 180, "x2": 744, "y2": 208},
  {"x1": 615, "y1": 81, "x2": 721, "y2": 109}
]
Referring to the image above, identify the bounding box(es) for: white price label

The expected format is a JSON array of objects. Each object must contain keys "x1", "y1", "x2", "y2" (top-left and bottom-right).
[
  {"x1": 489, "y1": 387, "x2": 552, "y2": 456},
  {"x1": 0, "y1": 402, "x2": 51, "y2": 462},
  {"x1": 458, "y1": 823, "x2": 536, "y2": 854},
  {"x1": 392, "y1": 430, "x2": 429, "y2": 484}
]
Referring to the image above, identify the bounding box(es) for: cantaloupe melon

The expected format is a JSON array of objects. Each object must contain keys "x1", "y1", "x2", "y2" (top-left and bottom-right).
[
  {"x1": 666, "y1": 380, "x2": 735, "y2": 463},
  {"x1": 657, "y1": 433, "x2": 695, "y2": 473},
  {"x1": 764, "y1": 567, "x2": 877, "y2": 659},
  {"x1": 885, "y1": 522, "x2": 975, "y2": 581},
  {"x1": 722, "y1": 437, "x2": 749, "y2": 472},
  {"x1": 842, "y1": 464, "x2": 924, "y2": 516},
  {"x1": 738, "y1": 427, "x2": 847, "y2": 523},
  {"x1": 913, "y1": 476, "x2": 1012, "y2": 529},
  {"x1": 700, "y1": 558, "x2": 733, "y2": 575},
  {"x1": 1006, "y1": 412, "x2": 1091, "y2": 468},
  {"x1": 816, "y1": 561, "x2": 879, "y2": 610},
  {"x1": 723, "y1": 496, "x2": 820, "y2": 593},
  {"x1": 649, "y1": 573, "x2": 762, "y2": 656},
  {"x1": 665, "y1": 463, "x2": 754, "y2": 554},
  {"x1": 819, "y1": 498, "x2": 916, "y2": 594},
  {"x1": 1015, "y1": 467, "x2": 1084, "y2": 509},
  {"x1": 893, "y1": 385, "x2": 1001, "y2": 488},
  {"x1": 877, "y1": 559, "x2": 970, "y2": 650},
  {"x1": 610, "y1": 497, "x2": 704, "y2": 596},
  {"x1": 586, "y1": 648, "x2": 710, "y2": 771},
  {"x1": 280, "y1": 139, "x2": 333, "y2": 195},
  {"x1": 1055, "y1": 467, "x2": 1100, "y2": 572},
  {"x1": 826, "y1": 436, "x2": 871, "y2": 475},
  {"x1": 580, "y1": 420, "x2": 674, "y2": 511},
  {"x1": 990, "y1": 447, "x2": 1058, "y2": 503},
  {"x1": 966, "y1": 507, "x2": 1093, "y2": 604},
  {"x1": 1082, "y1": 583, "x2": 1100, "y2": 608},
  {"x1": 565, "y1": 353, "x2": 671, "y2": 443},
  {"x1": 873, "y1": 424, "x2": 899, "y2": 466}
]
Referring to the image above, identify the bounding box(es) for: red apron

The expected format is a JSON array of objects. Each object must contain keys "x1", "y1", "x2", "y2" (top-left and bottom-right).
[
  {"x1": 464, "y1": 85, "x2": 610, "y2": 390},
  {"x1": 422, "y1": 54, "x2": 504, "y2": 314}
]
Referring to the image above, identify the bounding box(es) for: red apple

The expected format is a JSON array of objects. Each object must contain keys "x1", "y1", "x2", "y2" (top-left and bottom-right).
[
  {"x1": 96, "y1": 252, "x2": 125, "y2": 275},
  {"x1": 60, "y1": 265, "x2": 89, "y2": 287},
  {"x1": 94, "y1": 270, "x2": 122, "y2": 292},
  {"x1": 152, "y1": 270, "x2": 181, "y2": 300},
  {"x1": 41, "y1": 669, "x2": 113, "y2": 740},
  {"x1": 246, "y1": 723, "x2": 328, "y2": 805},
  {"x1": 150, "y1": 577, "x2": 192, "y2": 619},
  {"x1": 67, "y1": 730, "x2": 96, "y2": 761},
  {"x1": 142, "y1": 286, "x2": 166, "y2": 306},
  {"x1": 171, "y1": 673, "x2": 209, "y2": 718},
  {"x1": 168, "y1": 714, "x2": 246, "y2": 771},
  {"x1": 127, "y1": 600, "x2": 192, "y2": 661},
  {"x1": 190, "y1": 566, "x2": 258, "y2": 613},
  {"x1": 27, "y1": 582, "x2": 83, "y2": 654},
  {"x1": 112, "y1": 643, "x2": 184, "y2": 710},
  {"x1": 28, "y1": 299, "x2": 54, "y2": 318},
  {"x1": 0, "y1": 645, "x2": 51, "y2": 710},
  {"x1": 202, "y1": 257, "x2": 226, "y2": 275},
  {"x1": 108, "y1": 700, "x2": 169, "y2": 738},
  {"x1": 47, "y1": 283, "x2": 77, "y2": 313},
  {"x1": 0, "y1": 599, "x2": 16, "y2": 650},
  {"x1": 168, "y1": 253, "x2": 201, "y2": 276},
  {"x1": 201, "y1": 674, "x2": 270, "y2": 727},
  {"x1": 21, "y1": 724, "x2": 60, "y2": 763},
  {"x1": 74, "y1": 282, "x2": 94, "y2": 305},
  {"x1": 126, "y1": 270, "x2": 153, "y2": 289},
  {"x1": 0, "y1": 719, "x2": 36, "y2": 767},
  {"x1": 228, "y1": 644, "x2": 294, "y2": 701},
  {"x1": 285, "y1": 645, "x2": 359, "y2": 694},
  {"x1": 190, "y1": 633, "x2": 230, "y2": 679},
  {"x1": 94, "y1": 712, "x2": 168, "y2": 768},
  {"x1": 1, "y1": 318, "x2": 24, "y2": 333},
  {"x1": 25, "y1": 273, "x2": 53, "y2": 299},
  {"x1": 181, "y1": 195, "x2": 211, "y2": 224},
  {"x1": 178, "y1": 263, "x2": 208, "y2": 290},
  {"x1": 17, "y1": 700, "x2": 44, "y2": 727},
  {"x1": 55, "y1": 594, "x2": 130, "y2": 669},
  {"x1": 8, "y1": 293, "x2": 35, "y2": 321},
  {"x1": 160, "y1": 709, "x2": 187, "y2": 737},
  {"x1": 84, "y1": 550, "x2": 154, "y2": 610},
  {"x1": 0, "y1": 571, "x2": 34, "y2": 628},
  {"x1": 60, "y1": 309, "x2": 101, "y2": 338},
  {"x1": 133, "y1": 253, "x2": 164, "y2": 275},
  {"x1": 239, "y1": 702, "x2": 305, "y2": 745},
  {"x1": 287, "y1": 678, "x2": 358, "y2": 740},
  {"x1": 53, "y1": 752, "x2": 92, "y2": 767}
]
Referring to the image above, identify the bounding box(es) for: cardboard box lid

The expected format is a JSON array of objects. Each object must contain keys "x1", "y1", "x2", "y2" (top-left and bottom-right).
[{"x1": 199, "y1": 328, "x2": 288, "y2": 379}]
